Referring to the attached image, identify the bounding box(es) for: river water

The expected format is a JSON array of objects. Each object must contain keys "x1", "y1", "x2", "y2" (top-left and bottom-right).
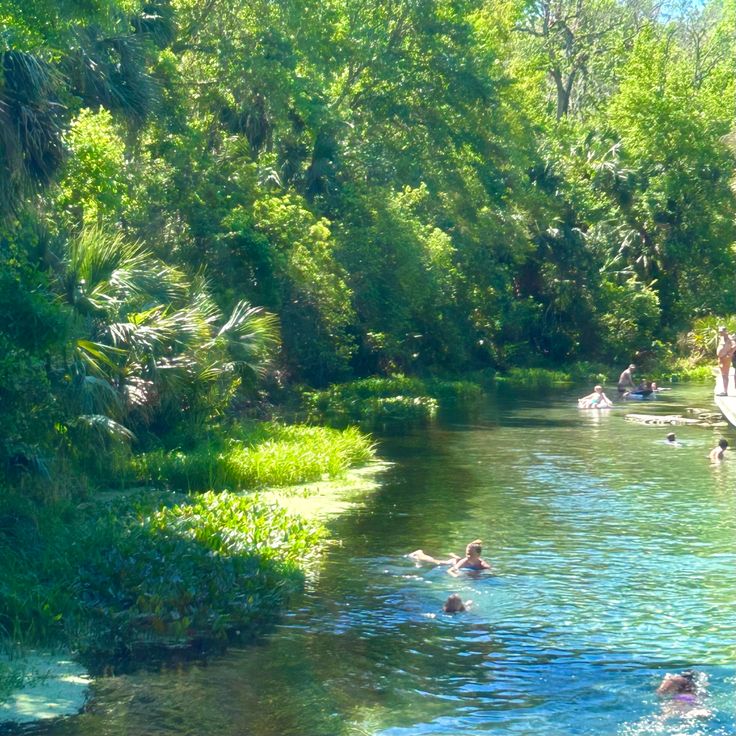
[{"x1": 25, "y1": 385, "x2": 736, "y2": 736}]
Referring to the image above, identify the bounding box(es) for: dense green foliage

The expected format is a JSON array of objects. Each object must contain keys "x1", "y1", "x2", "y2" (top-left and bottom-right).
[
  {"x1": 0, "y1": 0, "x2": 735, "y2": 668},
  {"x1": 0, "y1": 491, "x2": 322, "y2": 655},
  {"x1": 305, "y1": 375, "x2": 482, "y2": 424},
  {"x1": 3, "y1": 0, "x2": 736, "y2": 489}
]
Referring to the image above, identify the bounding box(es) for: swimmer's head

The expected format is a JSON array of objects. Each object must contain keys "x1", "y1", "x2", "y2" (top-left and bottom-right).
[
  {"x1": 657, "y1": 671, "x2": 697, "y2": 696},
  {"x1": 666, "y1": 433, "x2": 676, "y2": 442},
  {"x1": 466, "y1": 539, "x2": 483, "y2": 556},
  {"x1": 443, "y1": 594, "x2": 466, "y2": 613},
  {"x1": 719, "y1": 438, "x2": 729, "y2": 450}
]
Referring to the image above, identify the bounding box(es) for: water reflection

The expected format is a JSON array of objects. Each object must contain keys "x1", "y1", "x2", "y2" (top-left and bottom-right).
[{"x1": 19, "y1": 385, "x2": 736, "y2": 736}]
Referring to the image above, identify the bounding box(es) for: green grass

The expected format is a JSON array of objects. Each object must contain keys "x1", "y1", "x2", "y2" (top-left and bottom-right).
[
  {"x1": 132, "y1": 423, "x2": 375, "y2": 492},
  {"x1": 0, "y1": 661, "x2": 26, "y2": 703}
]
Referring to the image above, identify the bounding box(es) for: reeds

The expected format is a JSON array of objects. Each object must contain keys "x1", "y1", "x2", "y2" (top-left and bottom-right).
[{"x1": 133, "y1": 423, "x2": 375, "y2": 492}]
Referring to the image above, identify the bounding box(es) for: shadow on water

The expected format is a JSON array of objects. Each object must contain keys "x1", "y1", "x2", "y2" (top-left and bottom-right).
[{"x1": 16, "y1": 383, "x2": 736, "y2": 736}]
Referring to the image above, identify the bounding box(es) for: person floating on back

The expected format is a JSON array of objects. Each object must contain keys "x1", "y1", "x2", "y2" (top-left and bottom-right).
[
  {"x1": 709, "y1": 438, "x2": 728, "y2": 462},
  {"x1": 578, "y1": 385, "x2": 613, "y2": 409},
  {"x1": 448, "y1": 540, "x2": 492, "y2": 576},
  {"x1": 409, "y1": 539, "x2": 492, "y2": 574},
  {"x1": 716, "y1": 326, "x2": 734, "y2": 396}
]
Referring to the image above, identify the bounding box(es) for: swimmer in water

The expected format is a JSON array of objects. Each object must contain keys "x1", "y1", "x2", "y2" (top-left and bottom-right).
[
  {"x1": 443, "y1": 594, "x2": 471, "y2": 613},
  {"x1": 448, "y1": 540, "x2": 492, "y2": 576},
  {"x1": 578, "y1": 385, "x2": 613, "y2": 409},
  {"x1": 709, "y1": 438, "x2": 728, "y2": 462},
  {"x1": 656, "y1": 670, "x2": 711, "y2": 719}
]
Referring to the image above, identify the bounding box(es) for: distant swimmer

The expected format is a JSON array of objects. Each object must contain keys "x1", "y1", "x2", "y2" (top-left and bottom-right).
[
  {"x1": 443, "y1": 594, "x2": 471, "y2": 613},
  {"x1": 656, "y1": 670, "x2": 711, "y2": 719},
  {"x1": 578, "y1": 385, "x2": 613, "y2": 409},
  {"x1": 709, "y1": 438, "x2": 728, "y2": 462},
  {"x1": 666, "y1": 432, "x2": 679, "y2": 445},
  {"x1": 618, "y1": 364, "x2": 636, "y2": 394}
]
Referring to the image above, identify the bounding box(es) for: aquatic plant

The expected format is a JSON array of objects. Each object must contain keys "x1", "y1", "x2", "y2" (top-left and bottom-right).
[
  {"x1": 0, "y1": 490, "x2": 323, "y2": 656},
  {"x1": 496, "y1": 367, "x2": 573, "y2": 389},
  {"x1": 132, "y1": 423, "x2": 375, "y2": 492},
  {"x1": 304, "y1": 374, "x2": 480, "y2": 424}
]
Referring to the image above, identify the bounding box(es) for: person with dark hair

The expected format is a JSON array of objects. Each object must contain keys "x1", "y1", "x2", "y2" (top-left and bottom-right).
[
  {"x1": 709, "y1": 438, "x2": 728, "y2": 462},
  {"x1": 443, "y1": 594, "x2": 470, "y2": 613},
  {"x1": 656, "y1": 671, "x2": 710, "y2": 718}
]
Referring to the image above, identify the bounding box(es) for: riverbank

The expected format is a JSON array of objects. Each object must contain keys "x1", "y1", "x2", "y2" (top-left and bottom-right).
[{"x1": 0, "y1": 368, "x2": 712, "y2": 727}]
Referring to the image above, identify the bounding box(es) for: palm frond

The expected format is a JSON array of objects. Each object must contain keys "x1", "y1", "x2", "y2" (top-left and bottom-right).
[
  {"x1": 211, "y1": 300, "x2": 280, "y2": 378},
  {"x1": 72, "y1": 414, "x2": 135, "y2": 443}
]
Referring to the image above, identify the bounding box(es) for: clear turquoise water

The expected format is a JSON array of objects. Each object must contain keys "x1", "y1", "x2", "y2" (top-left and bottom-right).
[{"x1": 27, "y1": 385, "x2": 736, "y2": 736}]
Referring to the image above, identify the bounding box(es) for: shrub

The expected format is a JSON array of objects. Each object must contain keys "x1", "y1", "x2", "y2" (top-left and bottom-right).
[
  {"x1": 304, "y1": 374, "x2": 481, "y2": 424},
  {"x1": 0, "y1": 490, "x2": 324, "y2": 656},
  {"x1": 496, "y1": 367, "x2": 573, "y2": 389}
]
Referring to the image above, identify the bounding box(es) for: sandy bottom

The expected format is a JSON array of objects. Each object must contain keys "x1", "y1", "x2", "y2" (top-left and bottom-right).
[
  {"x1": 260, "y1": 461, "x2": 390, "y2": 520},
  {"x1": 0, "y1": 653, "x2": 91, "y2": 725}
]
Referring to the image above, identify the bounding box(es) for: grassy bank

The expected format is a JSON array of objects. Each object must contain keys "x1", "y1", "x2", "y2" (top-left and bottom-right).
[
  {"x1": 0, "y1": 417, "x2": 377, "y2": 692},
  {"x1": 133, "y1": 422, "x2": 375, "y2": 492}
]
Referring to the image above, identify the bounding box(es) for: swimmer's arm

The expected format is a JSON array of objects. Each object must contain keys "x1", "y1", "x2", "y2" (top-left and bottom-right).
[{"x1": 447, "y1": 556, "x2": 469, "y2": 575}]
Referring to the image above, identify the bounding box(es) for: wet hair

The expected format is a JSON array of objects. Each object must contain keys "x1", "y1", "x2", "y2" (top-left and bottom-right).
[
  {"x1": 673, "y1": 671, "x2": 697, "y2": 694},
  {"x1": 666, "y1": 433, "x2": 676, "y2": 442},
  {"x1": 443, "y1": 594, "x2": 466, "y2": 613},
  {"x1": 467, "y1": 539, "x2": 483, "y2": 555},
  {"x1": 719, "y1": 438, "x2": 729, "y2": 450}
]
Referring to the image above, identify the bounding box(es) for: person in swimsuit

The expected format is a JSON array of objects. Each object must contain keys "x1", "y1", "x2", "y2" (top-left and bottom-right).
[
  {"x1": 709, "y1": 438, "x2": 728, "y2": 462},
  {"x1": 656, "y1": 670, "x2": 710, "y2": 718},
  {"x1": 716, "y1": 326, "x2": 734, "y2": 396},
  {"x1": 448, "y1": 540, "x2": 492, "y2": 576},
  {"x1": 578, "y1": 385, "x2": 613, "y2": 409}
]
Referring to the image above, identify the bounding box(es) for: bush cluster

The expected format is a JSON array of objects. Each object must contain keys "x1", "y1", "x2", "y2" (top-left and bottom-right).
[{"x1": 0, "y1": 491, "x2": 323, "y2": 657}]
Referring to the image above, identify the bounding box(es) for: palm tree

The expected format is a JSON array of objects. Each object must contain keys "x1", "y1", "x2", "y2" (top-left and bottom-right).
[{"x1": 55, "y1": 227, "x2": 280, "y2": 448}]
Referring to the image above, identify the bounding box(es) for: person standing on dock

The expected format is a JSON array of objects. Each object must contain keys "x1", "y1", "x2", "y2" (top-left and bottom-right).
[{"x1": 716, "y1": 326, "x2": 734, "y2": 396}]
